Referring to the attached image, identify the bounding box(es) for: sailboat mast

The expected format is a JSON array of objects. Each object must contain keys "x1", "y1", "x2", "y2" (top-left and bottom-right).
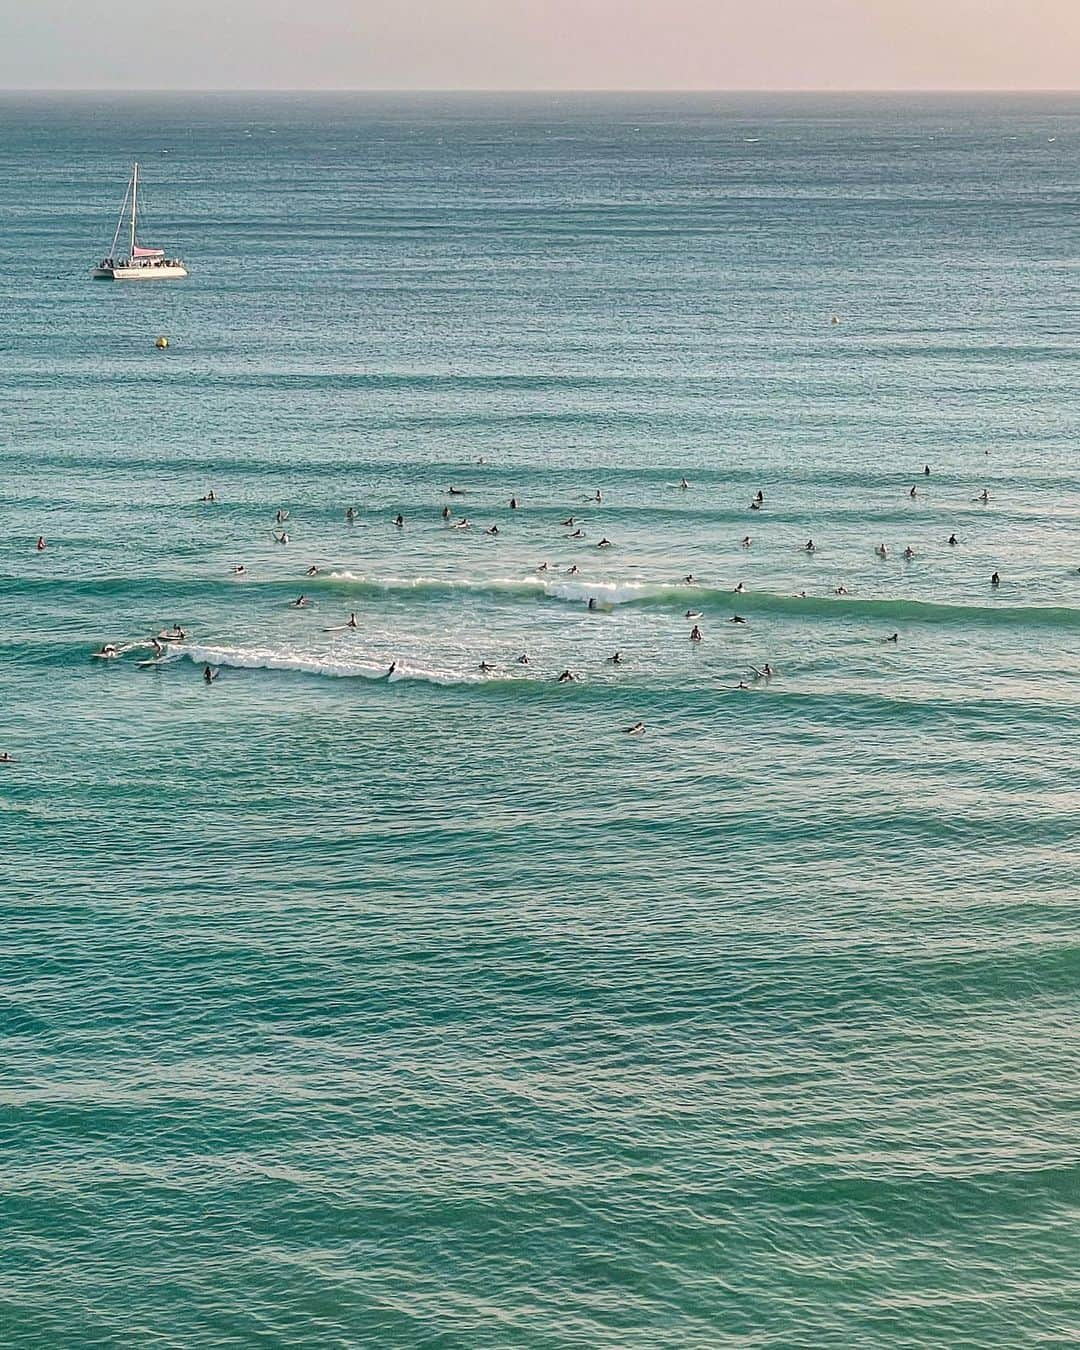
[{"x1": 130, "y1": 162, "x2": 138, "y2": 257}]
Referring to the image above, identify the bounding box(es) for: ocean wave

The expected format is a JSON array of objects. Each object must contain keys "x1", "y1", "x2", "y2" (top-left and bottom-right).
[
  {"x1": 322, "y1": 572, "x2": 1080, "y2": 629},
  {"x1": 180, "y1": 642, "x2": 496, "y2": 688}
]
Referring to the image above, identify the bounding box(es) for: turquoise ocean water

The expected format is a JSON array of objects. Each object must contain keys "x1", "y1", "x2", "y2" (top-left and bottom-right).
[{"x1": 1, "y1": 93, "x2": 1078, "y2": 1345}]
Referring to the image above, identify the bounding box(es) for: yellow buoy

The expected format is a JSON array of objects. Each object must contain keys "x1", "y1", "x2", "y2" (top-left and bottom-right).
[{"x1": 155, "y1": 335, "x2": 169, "y2": 349}]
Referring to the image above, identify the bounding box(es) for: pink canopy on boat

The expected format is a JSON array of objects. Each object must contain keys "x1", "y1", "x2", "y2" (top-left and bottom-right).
[{"x1": 133, "y1": 246, "x2": 165, "y2": 258}]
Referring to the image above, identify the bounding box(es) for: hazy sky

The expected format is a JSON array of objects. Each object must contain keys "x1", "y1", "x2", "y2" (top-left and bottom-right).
[{"x1": 2, "y1": 0, "x2": 1079, "y2": 91}]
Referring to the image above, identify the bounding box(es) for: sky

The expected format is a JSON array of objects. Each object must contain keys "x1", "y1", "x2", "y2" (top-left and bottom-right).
[{"x1": 1, "y1": 0, "x2": 1079, "y2": 91}]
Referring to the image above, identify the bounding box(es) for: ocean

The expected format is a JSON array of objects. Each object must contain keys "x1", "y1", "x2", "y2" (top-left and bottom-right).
[{"x1": 0, "y1": 92, "x2": 1077, "y2": 1346}]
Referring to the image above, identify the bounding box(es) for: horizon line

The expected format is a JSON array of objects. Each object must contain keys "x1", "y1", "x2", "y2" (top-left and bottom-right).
[{"x1": 3, "y1": 86, "x2": 1080, "y2": 96}]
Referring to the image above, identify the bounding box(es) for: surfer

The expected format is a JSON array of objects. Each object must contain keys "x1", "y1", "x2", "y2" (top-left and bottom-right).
[
  {"x1": 556, "y1": 670, "x2": 579, "y2": 682},
  {"x1": 909, "y1": 486, "x2": 918, "y2": 498},
  {"x1": 624, "y1": 722, "x2": 645, "y2": 735},
  {"x1": 273, "y1": 531, "x2": 289, "y2": 544},
  {"x1": 568, "y1": 528, "x2": 586, "y2": 539},
  {"x1": 991, "y1": 571, "x2": 1000, "y2": 586},
  {"x1": 442, "y1": 505, "x2": 452, "y2": 520},
  {"x1": 448, "y1": 486, "x2": 465, "y2": 496},
  {"x1": 977, "y1": 489, "x2": 991, "y2": 503},
  {"x1": 305, "y1": 564, "x2": 321, "y2": 577},
  {"x1": 566, "y1": 565, "x2": 580, "y2": 575},
  {"x1": 453, "y1": 518, "x2": 472, "y2": 529},
  {"x1": 587, "y1": 597, "x2": 599, "y2": 610},
  {"x1": 394, "y1": 514, "x2": 404, "y2": 528},
  {"x1": 678, "y1": 477, "x2": 689, "y2": 489},
  {"x1": 948, "y1": 533, "x2": 958, "y2": 546},
  {"x1": 201, "y1": 490, "x2": 217, "y2": 503},
  {"x1": 485, "y1": 524, "x2": 499, "y2": 535},
  {"x1": 292, "y1": 595, "x2": 309, "y2": 608},
  {"x1": 924, "y1": 464, "x2": 931, "y2": 476},
  {"x1": 387, "y1": 662, "x2": 397, "y2": 676},
  {"x1": 275, "y1": 509, "x2": 289, "y2": 524},
  {"x1": 0, "y1": 752, "x2": 12, "y2": 763},
  {"x1": 733, "y1": 582, "x2": 745, "y2": 593},
  {"x1": 517, "y1": 653, "x2": 529, "y2": 664},
  {"x1": 804, "y1": 540, "x2": 816, "y2": 552},
  {"x1": 36, "y1": 536, "x2": 46, "y2": 550},
  {"x1": 93, "y1": 643, "x2": 119, "y2": 659},
  {"x1": 347, "y1": 612, "x2": 359, "y2": 628},
  {"x1": 755, "y1": 491, "x2": 764, "y2": 504},
  {"x1": 203, "y1": 665, "x2": 218, "y2": 684},
  {"x1": 685, "y1": 609, "x2": 702, "y2": 619},
  {"x1": 346, "y1": 506, "x2": 357, "y2": 522},
  {"x1": 232, "y1": 564, "x2": 247, "y2": 575},
  {"x1": 682, "y1": 574, "x2": 696, "y2": 585},
  {"x1": 741, "y1": 536, "x2": 752, "y2": 547},
  {"x1": 561, "y1": 517, "x2": 577, "y2": 527},
  {"x1": 750, "y1": 500, "x2": 761, "y2": 511},
  {"x1": 835, "y1": 585, "x2": 849, "y2": 595},
  {"x1": 690, "y1": 625, "x2": 702, "y2": 641},
  {"x1": 885, "y1": 632, "x2": 899, "y2": 642},
  {"x1": 479, "y1": 661, "x2": 495, "y2": 673},
  {"x1": 509, "y1": 497, "x2": 519, "y2": 509},
  {"x1": 537, "y1": 562, "x2": 550, "y2": 572},
  {"x1": 729, "y1": 615, "x2": 747, "y2": 624},
  {"x1": 903, "y1": 546, "x2": 915, "y2": 559},
  {"x1": 596, "y1": 538, "x2": 612, "y2": 548},
  {"x1": 592, "y1": 490, "x2": 603, "y2": 503},
  {"x1": 609, "y1": 651, "x2": 623, "y2": 664},
  {"x1": 875, "y1": 544, "x2": 888, "y2": 558}
]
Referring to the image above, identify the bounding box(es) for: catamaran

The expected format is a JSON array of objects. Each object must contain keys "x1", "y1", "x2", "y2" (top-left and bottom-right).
[{"x1": 93, "y1": 162, "x2": 188, "y2": 280}]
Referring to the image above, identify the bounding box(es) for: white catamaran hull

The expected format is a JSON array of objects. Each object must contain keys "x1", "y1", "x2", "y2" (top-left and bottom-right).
[{"x1": 93, "y1": 264, "x2": 189, "y2": 280}]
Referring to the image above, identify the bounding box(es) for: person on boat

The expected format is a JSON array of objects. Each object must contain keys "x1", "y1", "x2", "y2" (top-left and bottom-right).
[
  {"x1": 36, "y1": 536, "x2": 46, "y2": 550},
  {"x1": 203, "y1": 665, "x2": 217, "y2": 684},
  {"x1": 991, "y1": 571, "x2": 1000, "y2": 586},
  {"x1": 556, "y1": 669, "x2": 579, "y2": 682},
  {"x1": 624, "y1": 722, "x2": 645, "y2": 735},
  {"x1": 690, "y1": 625, "x2": 702, "y2": 641},
  {"x1": 948, "y1": 533, "x2": 958, "y2": 546},
  {"x1": 597, "y1": 538, "x2": 612, "y2": 548}
]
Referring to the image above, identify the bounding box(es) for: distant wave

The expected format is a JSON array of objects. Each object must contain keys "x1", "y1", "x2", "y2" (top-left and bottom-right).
[
  {"x1": 180, "y1": 642, "x2": 504, "y2": 688},
  {"x1": 323, "y1": 572, "x2": 1080, "y2": 629}
]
